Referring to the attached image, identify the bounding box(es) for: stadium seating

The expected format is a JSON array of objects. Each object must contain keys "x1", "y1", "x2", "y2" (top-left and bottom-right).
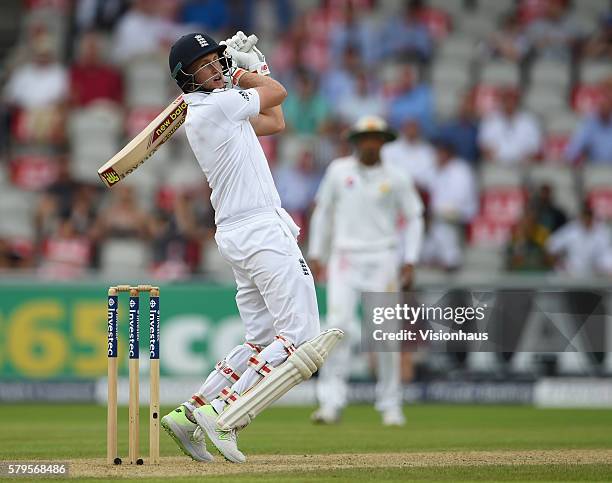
[
  {"x1": 68, "y1": 106, "x2": 123, "y2": 183},
  {"x1": 583, "y1": 166, "x2": 612, "y2": 220},
  {"x1": 2, "y1": 0, "x2": 611, "y2": 280},
  {"x1": 125, "y1": 54, "x2": 171, "y2": 108},
  {"x1": 99, "y1": 238, "x2": 151, "y2": 279}
]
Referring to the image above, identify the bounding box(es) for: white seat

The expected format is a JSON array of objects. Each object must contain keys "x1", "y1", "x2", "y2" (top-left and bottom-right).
[
  {"x1": 69, "y1": 106, "x2": 123, "y2": 173},
  {"x1": 125, "y1": 55, "x2": 170, "y2": 108},
  {"x1": 575, "y1": 0, "x2": 610, "y2": 17},
  {"x1": 431, "y1": 60, "x2": 472, "y2": 91},
  {"x1": 458, "y1": 12, "x2": 497, "y2": 38},
  {"x1": 0, "y1": 187, "x2": 35, "y2": 238},
  {"x1": 546, "y1": 111, "x2": 579, "y2": 134},
  {"x1": 526, "y1": 166, "x2": 579, "y2": 215},
  {"x1": 583, "y1": 165, "x2": 612, "y2": 190},
  {"x1": 463, "y1": 246, "x2": 504, "y2": 272},
  {"x1": 573, "y1": 12, "x2": 598, "y2": 35},
  {"x1": 524, "y1": 86, "x2": 568, "y2": 119},
  {"x1": 580, "y1": 60, "x2": 612, "y2": 84},
  {"x1": 429, "y1": 0, "x2": 465, "y2": 19},
  {"x1": 530, "y1": 60, "x2": 571, "y2": 92},
  {"x1": 480, "y1": 164, "x2": 523, "y2": 188},
  {"x1": 477, "y1": 0, "x2": 514, "y2": 15},
  {"x1": 437, "y1": 34, "x2": 477, "y2": 61},
  {"x1": 434, "y1": 87, "x2": 466, "y2": 119},
  {"x1": 480, "y1": 60, "x2": 520, "y2": 85},
  {"x1": 100, "y1": 239, "x2": 150, "y2": 278}
]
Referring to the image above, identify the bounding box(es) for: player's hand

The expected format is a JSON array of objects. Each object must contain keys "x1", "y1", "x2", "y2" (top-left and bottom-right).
[
  {"x1": 222, "y1": 31, "x2": 252, "y2": 52},
  {"x1": 400, "y1": 263, "x2": 414, "y2": 291},
  {"x1": 222, "y1": 31, "x2": 270, "y2": 76},
  {"x1": 222, "y1": 45, "x2": 254, "y2": 70}
]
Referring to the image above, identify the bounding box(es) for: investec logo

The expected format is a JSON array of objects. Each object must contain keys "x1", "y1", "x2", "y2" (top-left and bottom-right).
[
  {"x1": 149, "y1": 299, "x2": 158, "y2": 357},
  {"x1": 129, "y1": 300, "x2": 138, "y2": 357},
  {"x1": 107, "y1": 299, "x2": 117, "y2": 356}
]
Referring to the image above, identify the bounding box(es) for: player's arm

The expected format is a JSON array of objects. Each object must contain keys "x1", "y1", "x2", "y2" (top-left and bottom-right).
[
  {"x1": 397, "y1": 175, "x2": 425, "y2": 290},
  {"x1": 236, "y1": 72, "x2": 286, "y2": 135},
  {"x1": 224, "y1": 37, "x2": 286, "y2": 135},
  {"x1": 308, "y1": 164, "x2": 337, "y2": 279}
]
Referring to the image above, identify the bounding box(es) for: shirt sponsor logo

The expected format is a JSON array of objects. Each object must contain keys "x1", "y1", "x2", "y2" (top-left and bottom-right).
[
  {"x1": 239, "y1": 91, "x2": 250, "y2": 101},
  {"x1": 379, "y1": 182, "x2": 391, "y2": 194},
  {"x1": 299, "y1": 258, "x2": 310, "y2": 276}
]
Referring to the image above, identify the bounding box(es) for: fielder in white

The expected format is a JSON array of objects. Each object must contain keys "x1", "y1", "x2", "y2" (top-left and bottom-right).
[
  {"x1": 309, "y1": 116, "x2": 424, "y2": 426},
  {"x1": 160, "y1": 31, "x2": 342, "y2": 463}
]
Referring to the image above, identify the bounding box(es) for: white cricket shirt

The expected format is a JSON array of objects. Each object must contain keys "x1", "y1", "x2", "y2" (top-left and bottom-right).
[
  {"x1": 183, "y1": 88, "x2": 281, "y2": 226},
  {"x1": 309, "y1": 156, "x2": 424, "y2": 262}
]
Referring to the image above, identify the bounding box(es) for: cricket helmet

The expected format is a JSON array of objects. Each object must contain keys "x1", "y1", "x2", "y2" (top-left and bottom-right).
[
  {"x1": 346, "y1": 115, "x2": 397, "y2": 143},
  {"x1": 169, "y1": 33, "x2": 232, "y2": 93}
]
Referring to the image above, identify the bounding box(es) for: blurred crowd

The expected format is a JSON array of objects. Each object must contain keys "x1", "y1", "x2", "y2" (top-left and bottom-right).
[{"x1": 1, "y1": 0, "x2": 612, "y2": 280}]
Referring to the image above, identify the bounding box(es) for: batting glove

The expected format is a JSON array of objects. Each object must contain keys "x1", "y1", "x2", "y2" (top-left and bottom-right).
[{"x1": 222, "y1": 31, "x2": 270, "y2": 76}]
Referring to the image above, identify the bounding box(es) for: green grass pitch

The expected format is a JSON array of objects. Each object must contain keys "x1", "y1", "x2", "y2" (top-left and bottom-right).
[{"x1": 0, "y1": 404, "x2": 611, "y2": 481}]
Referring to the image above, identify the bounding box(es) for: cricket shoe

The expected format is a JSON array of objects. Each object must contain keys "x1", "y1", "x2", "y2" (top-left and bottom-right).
[
  {"x1": 161, "y1": 406, "x2": 214, "y2": 462},
  {"x1": 382, "y1": 407, "x2": 406, "y2": 427},
  {"x1": 310, "y1": 406, "x2": 341, "y2": 424},
  {"x1": 193, "y1": 405, "x2": 246, "y2": 463}
]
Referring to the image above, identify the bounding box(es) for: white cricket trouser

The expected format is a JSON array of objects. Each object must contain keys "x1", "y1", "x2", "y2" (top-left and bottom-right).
[
  {"x1": 316, "y1": 248, "x2": 402, "y2": 413},
  {"x1": 192, "y1": 209, "x2": 320, "y2": 406},
  {"x1": 215, "y1": 209, "x2": 320, "y2": 348}
]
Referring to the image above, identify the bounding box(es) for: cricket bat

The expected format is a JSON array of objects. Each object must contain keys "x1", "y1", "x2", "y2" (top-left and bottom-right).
[{"x1": 97, "y1": 95, "x2": 187, "y2": 188}]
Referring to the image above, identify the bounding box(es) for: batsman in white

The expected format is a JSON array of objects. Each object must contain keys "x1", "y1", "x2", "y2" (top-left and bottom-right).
[
  {"x1": 309, "y1": 116, "x2": 424, "y2": 426},
  {"x1": 160, "y1": 31, "x2": 343, "y2": 463}
]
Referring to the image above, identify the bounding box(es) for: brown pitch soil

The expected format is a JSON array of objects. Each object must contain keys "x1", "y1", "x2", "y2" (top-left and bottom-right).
[{"x1": 70, "y1": 449, "x2": 612, "y2": 478}]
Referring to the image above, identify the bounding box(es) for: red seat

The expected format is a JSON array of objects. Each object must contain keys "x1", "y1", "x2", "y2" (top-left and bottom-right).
[
  {"x1": 468, "y1": 216, "x2": 514, "y2": 247},
  {"x1": 472, "y1": 85, "x2": 502, "y2": 116},
  {"x1": 9, "y1": 155, "x2": 58, "y2": 190},
  {"x1": 419, "y1": 8, "x2": 451, "y2": 40},
  {"x1": 25, "y1": 0, "x2": 70, "y2": 11},
  {"x1": 518, "y1": 0, "x2": 549, "y2": 24},
  {"x1": 480, "y1": 187, "x2": 527, "y2": 224},
  {"x1": 572, "y1": 84, "x2": 606, "y2": 114},
  {"x1": 543, "y1": 133, "x2": 570, "y2": 163},
  {"x1": 587, "y1": 189, "x2": 612, "y2": 220}
]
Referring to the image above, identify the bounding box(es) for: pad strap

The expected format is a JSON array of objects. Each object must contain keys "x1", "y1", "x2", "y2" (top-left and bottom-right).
[
  {"x1": 192, "y1": 394, "x2": 208, "y2": 406},
  {"x1": 275, "y1": 335, "x2": 296, "y2": 355},
  {"x1": 215, "y1": 360, "x2": 241, "y2": 383},
  {"x1": 245, "y1": 342, "x2": 263, "y2": 353},
  {"x1": 247, "y1": 355, "x2": 274, "y2": 377},
  {"x1": 219, "y1": 386, "x2": 239, "y2": 405}
]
